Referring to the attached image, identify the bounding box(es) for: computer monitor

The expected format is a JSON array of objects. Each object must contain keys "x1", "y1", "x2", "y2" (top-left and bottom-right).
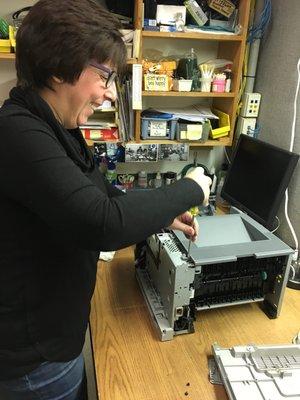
[{"x1": 221, "y1": 134, "x2": 299, "y2": 230}]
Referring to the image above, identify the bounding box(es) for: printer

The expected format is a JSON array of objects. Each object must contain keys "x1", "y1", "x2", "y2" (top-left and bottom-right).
[{"x1": 135, "y1": 134, "x2": 299, "y2": 341}]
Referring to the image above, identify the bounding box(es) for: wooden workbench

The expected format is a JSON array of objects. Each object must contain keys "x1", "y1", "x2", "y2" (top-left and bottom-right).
[{"x1": 90, "y1": 247, "x2": 300, "y2": 400}]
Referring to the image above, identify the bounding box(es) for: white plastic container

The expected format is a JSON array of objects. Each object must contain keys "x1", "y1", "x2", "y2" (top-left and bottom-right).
[
  {"x1": 200, "y1": 77, "x2": 212, "y2": 92},
  {"x1": 173, "y1": 79, "x2": 193, "y2": 92}
]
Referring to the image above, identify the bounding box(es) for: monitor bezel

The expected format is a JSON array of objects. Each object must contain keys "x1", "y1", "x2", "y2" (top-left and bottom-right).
[{"x1": 221, "y1": 134, "x2": 299, "y2": 230}]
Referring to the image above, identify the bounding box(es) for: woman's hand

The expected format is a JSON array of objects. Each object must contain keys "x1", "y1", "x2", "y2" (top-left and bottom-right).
[
  {"x1": 168, "y1": 211, "x2": 199, "y2": 242},
  {"x1": 185, "y1": 167, "x2": 212, "y2": 206}
]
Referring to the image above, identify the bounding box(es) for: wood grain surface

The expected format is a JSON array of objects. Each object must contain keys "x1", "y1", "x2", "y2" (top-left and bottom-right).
[{"x1": 90, "y1": 247, "x2": 300, "y2": 400}]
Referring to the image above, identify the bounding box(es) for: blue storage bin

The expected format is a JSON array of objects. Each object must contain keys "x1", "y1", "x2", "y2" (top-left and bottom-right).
[{"x1": 141, "y1": 116, "x2": 177, "y2": 140}]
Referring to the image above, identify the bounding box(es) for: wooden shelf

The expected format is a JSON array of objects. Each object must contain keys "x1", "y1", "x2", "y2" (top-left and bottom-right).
[
  {"x1": 0, "y1": 53, "x2": 137, "y2": 64},
  {"x1": 0, "y1": 53, "x2": 15, "y2": 60},
  {"x1": 85, "y1": 137, "x2": 231, "y2": 147},
  {"x1": 142, "y1": 31, "x2": 243, "y2": 41},
  {"x1": 142, "y1": 91, "x2": 235, "y2": 98},
  {"x1": 127, "y1": 58, "x2": 138, "y2": 64},
  {"x1": 127, "y1": 137, "x2": 231, "y2": 146},
  {"x1": 135, "y1": 0, "x2": 251, "y2": 145}
]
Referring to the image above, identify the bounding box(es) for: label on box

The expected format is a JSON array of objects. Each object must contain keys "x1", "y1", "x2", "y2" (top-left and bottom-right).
[
  {"x1": 208, "y1": 0, "x2": 235, "y2": 18},
  {"x1": 187, "y1": 124, "x2": 202, "y2": 140},
  {"x1": 179, "y1": 124, "x2": 202, "y2": 140},
  {"x1": 144, "y1": 74, "x2": 169, "y2": 91},
  {"x1": 81, "y1": 128, "x2": 118, "y2": 140},
  {"x1": 149, "y1": 121, "x2": 167, "y2": 136}
]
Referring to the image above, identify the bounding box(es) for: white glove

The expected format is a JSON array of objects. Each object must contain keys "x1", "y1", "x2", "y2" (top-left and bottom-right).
[{"x1": 185, "y1": 167, "x2": 212, "y2": 206}]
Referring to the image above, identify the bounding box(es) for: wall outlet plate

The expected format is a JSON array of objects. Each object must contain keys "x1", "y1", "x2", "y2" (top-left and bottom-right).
[
  {"x1": 240, "y1": 92, "x2": 261, "y2": 117},
  {"x1": 236, "y1": 116, "x2": 257, "y2": 136}
]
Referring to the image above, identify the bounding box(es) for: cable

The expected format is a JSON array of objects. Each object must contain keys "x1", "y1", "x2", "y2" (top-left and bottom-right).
[
  {"x1": 246, "y1": 123, "x2": 261, "y2": 138},
  {"x1": 237, "y1": 1, "x2": 271, "y2": 116},
  {"x1": 284, "y1": 58, "x2": 300, "y2": 261},
  {"x1": 292, "y1": 331, "x2": 300, "y2": 344},
  {"x1": 247, "y1": 0, "x2": 272, "y2": 43},
  {"x1": 290, "y1": 265, "x2": 296, "y2": 281},
  {"x1": 224, "y1": 147, "x2": 231, "y2": 164},
  {"x1": 271, "y1": 216, "x2": 280, "y2": 233}
]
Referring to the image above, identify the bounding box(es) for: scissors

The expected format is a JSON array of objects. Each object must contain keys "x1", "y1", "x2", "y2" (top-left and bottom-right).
[{"x1": 118, "y1": 174, "x2": 135, "y2": 185}]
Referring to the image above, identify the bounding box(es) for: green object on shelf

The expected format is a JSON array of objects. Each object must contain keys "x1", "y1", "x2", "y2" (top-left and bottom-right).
[{"x1": 0, "y1": 18, "x2": 9, "y2": 39}]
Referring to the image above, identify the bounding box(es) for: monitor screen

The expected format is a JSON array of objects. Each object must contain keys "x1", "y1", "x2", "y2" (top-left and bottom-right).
[{"x1": 221, "y1": 134, "x2": 299, "y2": 229}]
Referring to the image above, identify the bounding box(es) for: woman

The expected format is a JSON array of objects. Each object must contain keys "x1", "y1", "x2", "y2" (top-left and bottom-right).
[{"x1": 0, "y1": 0, "x2": 211, "y2": 399}]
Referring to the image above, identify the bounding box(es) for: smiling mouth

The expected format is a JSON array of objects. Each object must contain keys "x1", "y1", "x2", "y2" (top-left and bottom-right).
[{"x1": 90, "y1": 103, "x2": 101, "y2": 111}]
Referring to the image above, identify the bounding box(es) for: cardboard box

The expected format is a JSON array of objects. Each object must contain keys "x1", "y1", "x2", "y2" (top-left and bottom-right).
[
  {"x1": 208, "y1": 0, "x2": 235, "y2": 18},
  {"x1": 156, "y1": 5, "x2": 186, "y2": 26}
]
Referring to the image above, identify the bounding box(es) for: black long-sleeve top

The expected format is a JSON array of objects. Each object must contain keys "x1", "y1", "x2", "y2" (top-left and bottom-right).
[{"x1": 0, "y1": 87, "x2": 203, "y2": 379}]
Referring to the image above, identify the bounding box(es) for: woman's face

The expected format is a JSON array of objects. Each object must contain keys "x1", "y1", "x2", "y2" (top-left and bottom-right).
[{"x1": 50, "y1": 63, "x2": 117, "y2": 129}]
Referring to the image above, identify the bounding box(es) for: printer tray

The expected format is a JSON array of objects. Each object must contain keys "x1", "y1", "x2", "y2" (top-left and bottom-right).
[{"x1": 212, "y1": 343, "x2": 300, "y2": 400}]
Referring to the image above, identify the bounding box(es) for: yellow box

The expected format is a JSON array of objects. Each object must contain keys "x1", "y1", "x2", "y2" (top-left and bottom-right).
[
  {"x1": 209, "y1": 109, "x2": 230, "y2": 139},
  {"x1": 0, "y1": 38, "x2": 11, "y2": 53},
  {"x1": 9, "y1": 26, "x2": 16, "y2": 51}
]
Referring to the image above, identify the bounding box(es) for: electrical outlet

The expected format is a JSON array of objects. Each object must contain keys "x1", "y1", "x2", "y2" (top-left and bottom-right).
[
  {"x1": 235, "y1": 116, "x2": 256, "y2": 137},
  {"x1": 240, "y1": 93, "x2": 261, "y2": 117}
]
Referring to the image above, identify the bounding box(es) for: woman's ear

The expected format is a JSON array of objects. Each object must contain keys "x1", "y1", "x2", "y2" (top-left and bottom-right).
[{"x1": 52, "y1": 76, "x2": 64, "y2": 84}]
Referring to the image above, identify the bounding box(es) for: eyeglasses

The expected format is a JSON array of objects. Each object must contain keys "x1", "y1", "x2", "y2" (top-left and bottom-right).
[{"x1": 89, "y1": 62, "x2": 118, "y2": 88}]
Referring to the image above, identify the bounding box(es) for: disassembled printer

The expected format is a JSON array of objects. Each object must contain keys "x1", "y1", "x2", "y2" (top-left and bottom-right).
[
  {"x1": 135, "y1": 209, "x2": 293, "y2": 341},
  {"x1": 135, "y1": 134, "x2": 299, "y2": 341}
]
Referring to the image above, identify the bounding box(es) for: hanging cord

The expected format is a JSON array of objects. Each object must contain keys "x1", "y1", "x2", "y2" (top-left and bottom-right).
[
  {"x1": 271, "y1": 216, "x2": 280, "y2": 234},
  {"x1": 247, "y1": 0, "x2": 272, "y2": 44},
  {"x1": 179, "y1": 151, "x2": 210, "y2": 177},
  {"x1": 237, "y1": 0, "x2": 272, "y2": 115},
  {"x1": 284, "y1": 58, "x2": 300, "y2": 261},
  {"x1": 223, "y1": 147, "x2": 231, "y2": 165},
  {"x1": 246, "y1": 123, "x2": 261, "y2": 138}
]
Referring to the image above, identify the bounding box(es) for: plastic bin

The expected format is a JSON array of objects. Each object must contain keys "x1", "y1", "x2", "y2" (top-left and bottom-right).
[
  {"x1": 173, "y1": 79, "x2": 193, "y2": 92},
  {"x1": 209, "y1": 109, "x2": 230, "y2": 139},
  {"x1": 0, "y1": 39, "x2": 11, "y2": 53},
  {"x1": 141, "y1": 116, "x2": 177, "y2": 140}
]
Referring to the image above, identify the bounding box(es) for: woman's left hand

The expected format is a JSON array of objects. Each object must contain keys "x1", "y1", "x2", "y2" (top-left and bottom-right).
[{"x1": 168, "y1": 211, "x2": 199, "y2": 242}]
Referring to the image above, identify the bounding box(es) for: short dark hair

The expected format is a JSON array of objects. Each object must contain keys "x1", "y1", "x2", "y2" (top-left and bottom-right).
[{"x1": 16, "y1": 0, "x2": 127, "y2": 89}]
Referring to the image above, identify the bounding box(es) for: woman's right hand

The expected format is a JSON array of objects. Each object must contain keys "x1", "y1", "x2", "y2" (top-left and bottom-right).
[{"x1": 185, "y1": 167, "x2": 212, "y2": 206}]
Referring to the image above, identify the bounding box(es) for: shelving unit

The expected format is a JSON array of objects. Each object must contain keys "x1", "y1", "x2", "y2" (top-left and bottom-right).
[
  {"x1": 0, "y1": 53, "x2": 137, "y2": 64},
  {"x1": 1, "y1": 0, "x2": 250, "y2": 149},
  {"x1": 0, "y1": 53, "x2": 15, "y2": 59},
  {"x1": 142, "y1": 30, "x2": 244, "y2": 41},
  {"x1": 133, "y1": 0, "x2": 250, "y2": 147},
  {"x1": 142, "y1": 91, "x2": 235, "y2": 98}
]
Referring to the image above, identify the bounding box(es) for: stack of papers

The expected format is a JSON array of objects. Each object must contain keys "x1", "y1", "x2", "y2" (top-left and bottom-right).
[{"x1": 148, "y1": 105, "x2": 219, "y2": 122}]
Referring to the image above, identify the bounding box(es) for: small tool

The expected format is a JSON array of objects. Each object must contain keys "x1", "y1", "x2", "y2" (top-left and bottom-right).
[{"x1": 187, "y1": 206, "x2": 199, "y2": 258}]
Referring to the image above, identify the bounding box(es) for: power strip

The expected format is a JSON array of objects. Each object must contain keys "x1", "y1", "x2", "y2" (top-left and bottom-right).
[{"x1": 240, "y1": 93, "x2": 261, "y2": 117}]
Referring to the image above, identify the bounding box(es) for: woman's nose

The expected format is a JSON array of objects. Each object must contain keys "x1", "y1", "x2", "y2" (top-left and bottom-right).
[{"x1": 104, "y1": 82, "x2": 117, "y2": 102}]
